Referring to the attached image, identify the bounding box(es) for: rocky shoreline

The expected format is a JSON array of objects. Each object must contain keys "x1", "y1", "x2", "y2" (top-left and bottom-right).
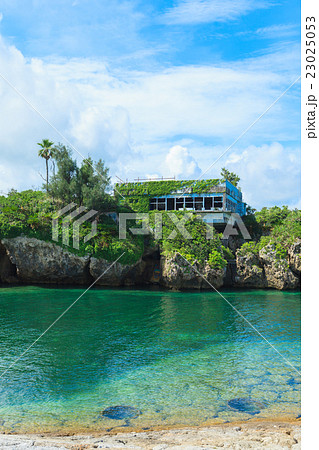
[
  {"x1": 0, "y1": 421, "x2": 301, "y2": 449},
  {"x1": 0, "y1": 236, "x2": 301, "y2": 290}
]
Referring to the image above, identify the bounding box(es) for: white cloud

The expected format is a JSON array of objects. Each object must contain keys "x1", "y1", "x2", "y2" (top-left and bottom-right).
[
  {"x1": 0, "y1": 1, "x2": 146, "y2": 61},
  {"x1": 255, "y1": 24, "x2": 299, "y2": 39},
  {"x1": 69, "y1": 105, "x2": 132, "y2": 162},
  {"x1": 236, "y1": 24, "x2": 299, "y2": 40},
  {"x1": 0, "y1": 163, "x2": 40, "y2": 194},
  {"x1": 224, "y1": 142, "x2": 300, "y2": 209},
  {"x1": 0, "y1": 34, "x2": 300, "y2": 208},
  {"x1": 164, "y1": 145, "x2": 201, "y2": 179},
  {"x1": 162, "y1": 0, "x2": 270, "y2": 25},
  {"x1": 145, "y1": 173, "x2": 160, "y2": 180}
]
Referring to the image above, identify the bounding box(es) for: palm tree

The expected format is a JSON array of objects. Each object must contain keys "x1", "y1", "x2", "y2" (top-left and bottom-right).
[{"x1": 37, "y1": 139, "x2": 55, "y2": 191}]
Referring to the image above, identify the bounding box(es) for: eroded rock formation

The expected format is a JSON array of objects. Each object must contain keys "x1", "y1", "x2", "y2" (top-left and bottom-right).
[
  {"x1": 160, "y1": 253, "x2": 224, "y2": 290},
  {"x1": 1, "y1": 237, "x2": 91, "y2": 284},
  {"x1": 0, "y1": 236, "x2": 301, "y2": 290},
  {"x1": 235, "y1": 243, "x2": 301, "y2": 290}
]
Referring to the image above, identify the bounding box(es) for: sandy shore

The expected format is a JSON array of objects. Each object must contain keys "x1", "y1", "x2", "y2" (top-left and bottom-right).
[{"x1": 0, "y1": 421, "x2": 301, "y2": 449}]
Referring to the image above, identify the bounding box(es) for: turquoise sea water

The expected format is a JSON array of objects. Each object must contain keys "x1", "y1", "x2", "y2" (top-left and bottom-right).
[{"x1": 0, "y1": 287, "x2": 300, "y2": 433}]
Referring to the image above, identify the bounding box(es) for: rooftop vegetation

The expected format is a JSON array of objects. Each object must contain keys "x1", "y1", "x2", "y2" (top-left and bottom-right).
[{"x1": 115, "y1": 179, "x2": 223, "y2": 212}]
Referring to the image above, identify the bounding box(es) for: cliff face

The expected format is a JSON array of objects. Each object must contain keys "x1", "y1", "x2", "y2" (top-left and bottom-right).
[
  {"x1": 160, "y1": 253, "x2": 224, "y2": 290},
  {"x1": 235, "y1": 252, "x2": 266, "y2": 288},
  {"x1": 0, "y1": 237, "x2": 148, "y2": 287},
  {"x1": 90, "y1": 257, "x2": 148, "y2": 287},
  {"x1": 0, "y1": 237, "x2": 300, "y2": 290},
  {"x1": 235, "y1": 241, "x2": 301, "y2": 290},
  {"x1": 1, "y1": 237, "x2": 91, "y2": 285},
  {"x1": 288, "y1": 241, "x2": 301, "y2": 276}
]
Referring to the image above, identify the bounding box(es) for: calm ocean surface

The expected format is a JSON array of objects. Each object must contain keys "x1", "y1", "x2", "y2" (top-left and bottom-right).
[{"x1": 0, "y1": 287, "x2": 300, "y2": 432}]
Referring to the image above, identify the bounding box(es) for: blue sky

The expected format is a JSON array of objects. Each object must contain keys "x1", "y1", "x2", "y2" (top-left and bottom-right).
[{"x1": 0, "y1": 0, "x2": 301, "y2": 208}]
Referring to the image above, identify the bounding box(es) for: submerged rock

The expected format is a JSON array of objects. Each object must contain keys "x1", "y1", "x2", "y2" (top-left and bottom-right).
[
  {"x1": 287, "y1": 377, "x2": 301, "y2": 387},
  {"x1": 101, "y1": 406, "x2": 141, "y2": 420},
  {"x1": 228, "y1": 398, "x2": 266, "y2": 415}
]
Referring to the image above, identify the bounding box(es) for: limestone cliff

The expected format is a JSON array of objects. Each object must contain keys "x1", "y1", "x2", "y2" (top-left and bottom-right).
[
  {"x1": 0, "y1": 236, "x2": 300, "y2": 290},
  {"x1": 90, "y1": 257, "x2": 147, "y2": 286},
  {"x1": 0, "y1": 237, "x2": 149, "y2": 287},
  {"x1": 235, "y1": 242, "x2": 301, "y2": 290},
  {"x1": 235, "y1": 252, "x2": 266, "y2": 288},
  {"x1": 160, "y1": 253, "x2": 224, "y2": 290},
  {"x1": 1, "y1": 237, "x2": 91, "y2": 284}
]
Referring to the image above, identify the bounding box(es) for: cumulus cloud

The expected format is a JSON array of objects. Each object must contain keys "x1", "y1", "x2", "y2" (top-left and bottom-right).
[
  {"x1": 224, "y1": 142, "x2": 300, "y2": 209},
  {"x1": 0, "y1": 34, "x2": 300, "y2": 208},
  {"x1": 164, "y1": 145, "x2": 201, "y2": 179},
  {"x1": 0, "y1": 35, "x2": 133, "y2": 192},
  {"x1": 69, "y1": 105, "x2": 132, "y2": 162},
  {"x1": 162, "y1": 0, "x2": 270, "y2": 25}
]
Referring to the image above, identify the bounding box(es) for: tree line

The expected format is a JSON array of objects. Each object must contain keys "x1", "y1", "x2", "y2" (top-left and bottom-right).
[{"x1": 37, "y1": 138, "x2": 241, "y2": 213}]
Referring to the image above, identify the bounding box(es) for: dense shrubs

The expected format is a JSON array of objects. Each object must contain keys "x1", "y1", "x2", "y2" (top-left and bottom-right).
[
  {"x1": 238, "y1": 207, "x2": 300, "y2": 261},
  {"x1": 148, "y1": 211, "x2": 231, "y2": 269},
  {"x1": 0, "y1": 190, "x2": 143, "y2": 264}
]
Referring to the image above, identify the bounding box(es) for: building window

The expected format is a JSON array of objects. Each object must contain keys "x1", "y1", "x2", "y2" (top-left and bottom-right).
[
  {"x1": 204, "y1": 197, "x2": 212, "y2": 210},
  {"x1": 185, "y1": 197, "x2": 194, "y2": 208},
  {"x1": 195, "y1": 197, "x2": 203, "y2": 210},
  {"x1": 167, "y1": 198, "x2": 175, "y2": 210},
  {"x1": 157, "y1": 198, "x2": 165, "y2": 211},
  {"x1": 213, "y1": 196, "x2": 223, "y2": 209},
  {"x1": 225, "y1": 198, "x2": 236, "y2": 212},
  {"x1": 176, "y1": 198, "x2": 184, "y2": 210},
  {"x1": 150, "y1": 198, "x2": 157, "y2": 210}
]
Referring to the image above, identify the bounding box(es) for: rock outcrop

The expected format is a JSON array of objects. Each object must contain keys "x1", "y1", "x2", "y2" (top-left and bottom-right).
[
  {"x1": 0, "y1": 236, "x2": 301, "y2": 290},
  {"x1": 160, "y1": 253, "x2": 224, "y2": 290},
  {"x1": 90, "y1": 257, "x2": 147, "y2": 286},
  {"x1": 1, "y1": 237, "x2": 91, "y2": 284},
  {"x1": 235, "y1": 242, "x2": 301, "y2": 290},
  {"x1": 288, "y1": 240, "x2": 301, "y2": 276},
  {"x1": 0, "y1": 237, "x2": 149, "y2": 287},
  {"x1": 0, "y1": 242, "x2": 17, "y2": 283},
  {"x1": 259, "y1": 245, "x2": 300, "y2": 290},
  {"x1": 235, "y1": 252, "x2": 266, "y2": 288}
]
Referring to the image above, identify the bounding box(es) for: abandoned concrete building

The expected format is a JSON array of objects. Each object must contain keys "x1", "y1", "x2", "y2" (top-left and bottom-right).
[{"x1": 116, "y1": 178, "x2": 246, "y2": 225}]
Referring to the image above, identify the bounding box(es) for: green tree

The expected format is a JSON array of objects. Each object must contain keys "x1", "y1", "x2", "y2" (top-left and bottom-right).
[
  {"x1": 220, "y1": 167, "x2": 240, "y2": 187},
  {"x1": 77, "y1": 157, "x2": 111, "y2": 209},
  {"x1": 243, "y1": 204, "x2": 261, "y2": 238},
  {"x1": 48, "y1": 144, "x2": 78, "y2": 203},
  {"x1": 37, "y1": 139, "x2": 56, "y2": 191},
  {"x1": 48, "y1": 144, "x2": 112, "y2": 210},
  {"x1": 255, "y1": 206, "x2": 291, "y2": 231}
]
